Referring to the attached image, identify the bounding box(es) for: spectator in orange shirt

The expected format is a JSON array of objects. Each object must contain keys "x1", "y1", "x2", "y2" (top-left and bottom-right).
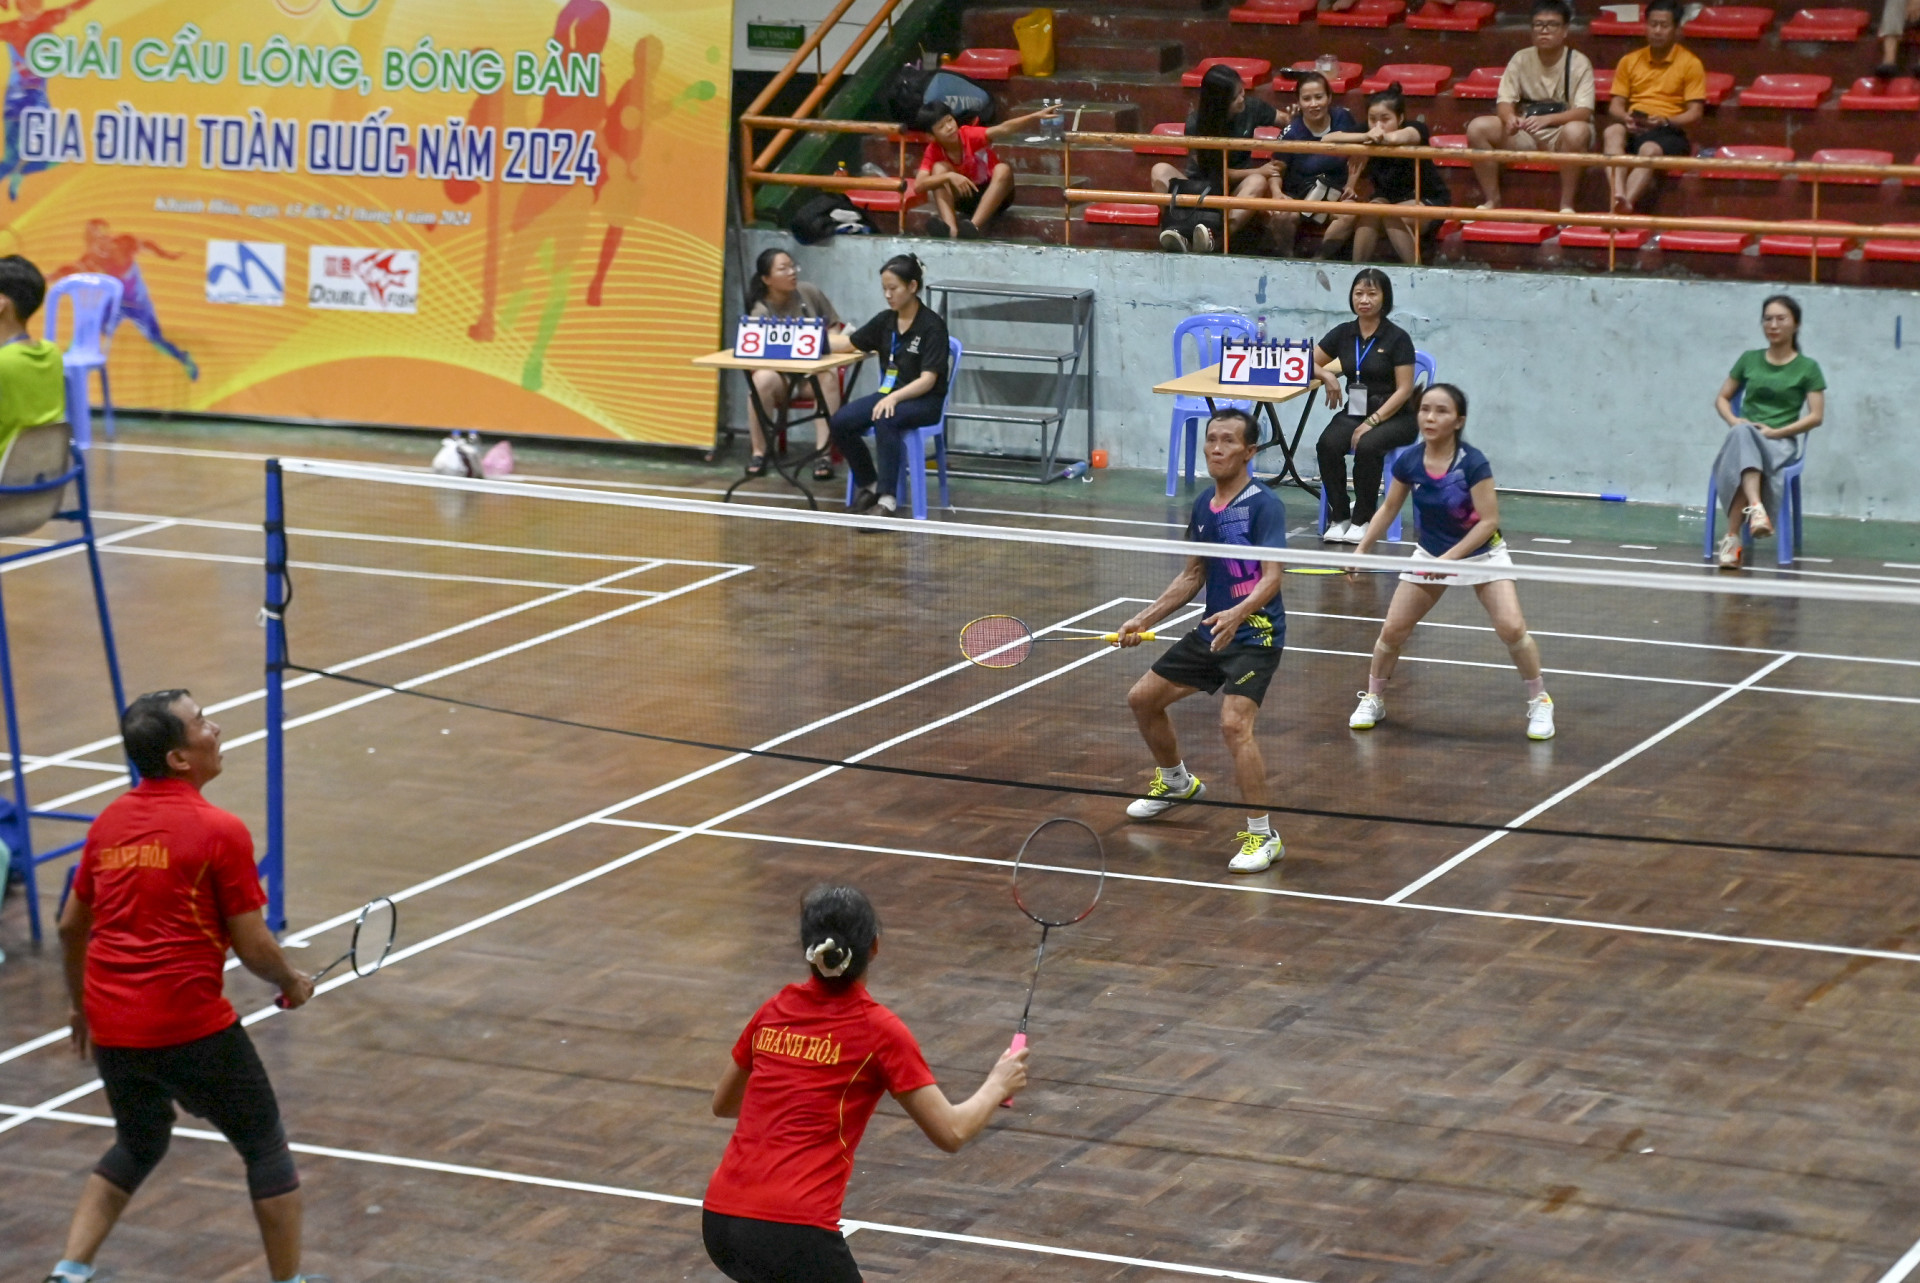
[
  {"x1": 1601, "y1": 0, "x2": 1707, "y2": 213},
  {"x1": 912, "y1": 101, "x2": 1059, "y2": 238}
]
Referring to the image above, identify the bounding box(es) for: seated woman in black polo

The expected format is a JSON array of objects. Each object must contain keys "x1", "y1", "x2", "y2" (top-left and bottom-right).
[
  {"x1": 827, "y1": 253, "x2": 950, "y2": 516},
  {"x1": 1311, "y1": 267, "x2": 1419, "y2": 542}
]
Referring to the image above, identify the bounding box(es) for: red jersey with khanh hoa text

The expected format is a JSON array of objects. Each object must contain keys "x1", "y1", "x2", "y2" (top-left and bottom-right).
[{"x1": 704, "y1": 977, "x2": 936, "y2": 1229}]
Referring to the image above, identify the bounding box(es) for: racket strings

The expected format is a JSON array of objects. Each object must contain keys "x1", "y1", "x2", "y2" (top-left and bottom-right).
[
  {"x1": 349, "y1": 897, "x2": 399, "y2": 978},
  {"x1": 959, "y1": 615, "x2": 1034, "y2": 668},
  {"x1": 1012, "y1": 819, "x2": 1106, "y2": 927}
]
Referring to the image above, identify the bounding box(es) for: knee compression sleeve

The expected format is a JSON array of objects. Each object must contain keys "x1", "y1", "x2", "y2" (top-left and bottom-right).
[{"x1": 239, "y1": 1123, "x2": 300, "y2": 1201}]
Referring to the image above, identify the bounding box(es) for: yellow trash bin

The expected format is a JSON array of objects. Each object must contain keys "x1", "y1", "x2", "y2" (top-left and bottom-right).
[{"x1": 1012, "y1": 8, "x2": 1055, "y2": 77}]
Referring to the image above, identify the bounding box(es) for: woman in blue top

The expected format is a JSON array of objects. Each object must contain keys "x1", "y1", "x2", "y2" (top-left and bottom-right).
[
  {"x1": 1347, "y1": 384, "x2": 1555, "y2": 741},
  {"x1": 1271, "y1": 72, "x2": 1364, "y2": 258}
]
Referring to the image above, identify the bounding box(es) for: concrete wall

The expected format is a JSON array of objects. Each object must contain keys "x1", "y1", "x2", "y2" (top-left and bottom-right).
[{"x1": 728, "y1": 228, "x2": 1920, "y2": 521}]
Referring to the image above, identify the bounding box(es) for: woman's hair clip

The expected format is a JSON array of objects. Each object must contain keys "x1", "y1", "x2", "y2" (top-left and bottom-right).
[{"x1": 805, "y1": 937, "x2": 852, "y2": 977}]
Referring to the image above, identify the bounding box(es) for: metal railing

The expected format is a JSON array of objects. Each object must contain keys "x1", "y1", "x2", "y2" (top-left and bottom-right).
[{"x1": 738, "y1": 115, "x2": 1920, "y2": 281}]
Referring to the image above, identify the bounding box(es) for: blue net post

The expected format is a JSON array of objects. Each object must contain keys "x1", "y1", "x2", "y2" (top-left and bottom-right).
[
  {"x1": 263, "y1": 459, "x2": 289, "y2": 933},
  {"x1": 72, "y1": 443, "x2": 131, "y2": 749}
]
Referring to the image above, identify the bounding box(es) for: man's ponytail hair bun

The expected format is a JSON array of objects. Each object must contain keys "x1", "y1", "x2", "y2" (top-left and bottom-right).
[{"x1": 800, "y1": 884, "x2": 880, "y2": 987}]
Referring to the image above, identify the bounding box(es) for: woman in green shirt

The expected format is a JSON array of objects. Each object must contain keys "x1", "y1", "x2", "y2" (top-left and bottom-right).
[{"x1": 1710, "y1": 294, "x2": 1825, "y2": 569}]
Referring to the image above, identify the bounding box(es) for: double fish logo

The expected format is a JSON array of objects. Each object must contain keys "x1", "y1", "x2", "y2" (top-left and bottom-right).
[{"x1": 273, "y1": 0, "x2": 379, "y2": 17}]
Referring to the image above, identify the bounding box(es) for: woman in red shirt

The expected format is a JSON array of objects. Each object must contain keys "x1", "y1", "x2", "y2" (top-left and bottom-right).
[{"x1": 704, "y1": 885, "x2": 1029, "y2": 1282}]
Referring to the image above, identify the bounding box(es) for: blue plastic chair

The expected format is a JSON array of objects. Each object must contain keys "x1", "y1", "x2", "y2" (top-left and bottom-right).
[
  {"x1": 1705, "y1": 391, "x2": 1806, "y2": 567},
  {"x1": 1317, "y1": 349, "x2": 1436, "y2": 541},
  {"x1": 845, "y1": 336, "x2": 959, "y2": 520},
  {"x1": 44, "y1": 274, "x2": 121, "y2": 450},
  {"x1": 1167, "y1": 313, "x2": 1255, "y2": 497}
]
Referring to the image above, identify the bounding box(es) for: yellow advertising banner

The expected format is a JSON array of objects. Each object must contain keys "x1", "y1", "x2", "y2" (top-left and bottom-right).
[{"x1": 0, "y1": 0, "x2": 733, "y2": 444}]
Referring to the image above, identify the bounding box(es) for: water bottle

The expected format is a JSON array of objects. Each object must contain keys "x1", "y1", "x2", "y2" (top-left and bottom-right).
[
  {"x1": 1315, "y1": 53, "x2": 1340, "y2": 80},
  {"x1": 1256, "y1": 313, "x2": 1268, "y2": 344},
  {"x1": 1046, "y1": 99, "x2": 1064, "y2": 142}
]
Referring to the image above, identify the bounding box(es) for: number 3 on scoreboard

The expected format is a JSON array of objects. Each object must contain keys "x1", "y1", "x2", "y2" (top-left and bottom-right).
[
  {"x1": 1280, "y1": 347, "x2": 1309, "y2": 384},
  {"x1": 791, "y1": 326, "x2": 821, "y2": 359},
  {"x1": 1222, "y1": 349, "x2": 1247, "y2": 381}
]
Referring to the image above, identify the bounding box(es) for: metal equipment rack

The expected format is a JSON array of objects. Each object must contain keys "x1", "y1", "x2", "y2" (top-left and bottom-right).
[{"x1": 926, "y1": 280, "x2": 1094, "y2": 484}]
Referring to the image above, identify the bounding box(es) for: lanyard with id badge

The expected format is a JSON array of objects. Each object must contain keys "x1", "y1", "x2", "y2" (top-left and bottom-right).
[
  {"x1": 1346, "y1": 333, "x2": 1378, "y2": 417},
  {"x1": 877, "y1": 326, "x2": 904, "y2": 394}
]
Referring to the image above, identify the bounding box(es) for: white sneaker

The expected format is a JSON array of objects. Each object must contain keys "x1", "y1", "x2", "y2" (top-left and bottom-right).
[
  {"x1": 1350, "y1": 691, "x2": 1385, "y2": 730},
  {"x1": 1321, "y1": 520, "x2": 1351, "y2": 543},
  {"x1": 1158, "y1": 228, "x2": 1189, "y2": 253},
  {"x1": 1332, "y1": 521, "x2": 1364, "y2": 544},
  {"x1": 1716, "y1": 533, "x2": 1743, "y2": 570},
  {"x1": 1526, "y1": 693, "x2": 1556, "y2": 740},
  {"x1": 1191, "y1": 223, "x2": 1215, "y2": 253},
  {"x1": 1126, "y1": 770, "x2": 1205, "y2": 819},
  {"x1": 1228, "y1": 830, "x2": 1283, "y2": 873}
]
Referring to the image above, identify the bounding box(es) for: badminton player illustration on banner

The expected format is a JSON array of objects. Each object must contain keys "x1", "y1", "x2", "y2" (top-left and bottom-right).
[
  {"x1": 0, "y1": 0, "x2": 93, "y2": 200},
  {"x1": 1347, "y1": 383, "x2": 1556, "y2": 740},
  {"x1": 703, "y1": 885, "x2": 1027, "y2": 1283},
  {"x1": 1117, "y1": 408, "x2": 1289, "y2": 873},
  {"x1": 55, "y1": 220, "x2": 198, "y2": 380}
]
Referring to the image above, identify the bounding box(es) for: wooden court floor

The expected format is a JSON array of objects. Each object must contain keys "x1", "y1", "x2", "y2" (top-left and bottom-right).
[{"x1": 4, "y1": 430, "x2": 1920, "y2": 1283}]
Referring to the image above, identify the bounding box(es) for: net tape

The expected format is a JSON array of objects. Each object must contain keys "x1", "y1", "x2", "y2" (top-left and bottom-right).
[{"x1": 268, "y1": 458, "x2": 1920, "y2": 864}]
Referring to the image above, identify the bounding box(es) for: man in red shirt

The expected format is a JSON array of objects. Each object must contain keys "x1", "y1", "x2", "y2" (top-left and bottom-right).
[
  {"x1": 46, "y1": 690, "x2": 317, "y2": 1283},
  {"x1": 911, "y1": 101, "x2": 1057, "y2": 239}
]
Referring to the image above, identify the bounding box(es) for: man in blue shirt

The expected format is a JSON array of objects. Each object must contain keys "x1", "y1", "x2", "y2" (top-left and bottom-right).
[{"x1": 1117, "y1": 410, "x2": 1288, "y2": 873}]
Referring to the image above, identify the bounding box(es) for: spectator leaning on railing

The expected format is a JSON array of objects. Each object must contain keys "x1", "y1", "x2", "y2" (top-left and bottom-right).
[
  {"x1": 1466, "y1": 0, "x2": 1595, "y2": 214},
  {"x1": 1318, "y1": 83, "x2": 1449, "y2": 265},
  {"x1": 911, "y1": 100, "x2": 1059, "y2": 240},
  {"x1": 1152, "y1": 62, "x2": 1282, "y2": 255},
  {"x1": 1601, "y1": 0, "x2": 1707, "y2": 215},
  {"x1": 1271, "y1": 71, "x2": 1363, "y2": 258}
]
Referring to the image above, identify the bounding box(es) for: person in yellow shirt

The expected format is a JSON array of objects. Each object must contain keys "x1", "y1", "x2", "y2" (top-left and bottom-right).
[
  {"x1": 1602, "y1": 0, "x2": 1708, "y2": 213},
  {"x1": 0, "y1": 255, "x2": 68, "y2": 458}
]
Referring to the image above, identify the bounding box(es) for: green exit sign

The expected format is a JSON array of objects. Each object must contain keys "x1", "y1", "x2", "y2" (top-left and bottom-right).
[{"x1": 747, "y1": 22, "x2": 806, "y2": 51}]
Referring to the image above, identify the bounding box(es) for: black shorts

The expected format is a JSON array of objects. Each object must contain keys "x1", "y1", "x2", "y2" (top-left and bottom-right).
[
  {"x1": 1150, "y1": 629, "x2": 1283, "y2": 705},
  {"x1": 704, "y1": 1209, "x2": 862, "y2": 1283},
  {"x1": 1627, "y1": 125, "x2": 1691, "y2": 157}
]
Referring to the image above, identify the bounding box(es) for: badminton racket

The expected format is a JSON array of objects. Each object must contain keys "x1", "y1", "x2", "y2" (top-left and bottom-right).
[
  {"x1": 960, "y1": 615, "x2": 1161, "y2": 669},
  {"x1": 1000, "y1": 818, "x2": 1106, "y2": 1106},
  {"x1": 277, "y1": 897, "x2": 397, "y2": 1008}
]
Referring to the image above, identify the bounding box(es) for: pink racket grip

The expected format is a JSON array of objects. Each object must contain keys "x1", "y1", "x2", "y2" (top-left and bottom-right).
[{"x1": 999, "y1": 1032, "x2": 1027, "y2": 1108}]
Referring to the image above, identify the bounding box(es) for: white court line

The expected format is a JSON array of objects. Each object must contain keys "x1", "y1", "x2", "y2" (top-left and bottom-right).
[
  {"x1": 593, "y1": 822, "x2": 1920, "y2": 966},
  {"x1": 0, "y1": 601, "x2": 1172, "y2": 1126},
  {"x1": 85, "y1": 543, "x2": 668, "y2": 595},
  {"x1": 1385, "y1": 653, "x2": 1799, "y2": 904},
  {"x1": 0, "y1": 598, "x2": 1140, "y2": 1069},
  {"x1": 0, "y1": 1106, "x2": 1308, "y2": 1283},
  {"x1": 1875, "y1": 1236, "x2": 1920, "y2": 1283},
  {"x1": 0, "y1": 518, "x2": 173, "y2": 574}
]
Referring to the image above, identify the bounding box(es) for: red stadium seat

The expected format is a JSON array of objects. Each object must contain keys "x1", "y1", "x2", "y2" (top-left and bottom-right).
[
  {"x1": 1559, "y1": 225, "x2": 1653, "y2": 248},
  {"x1": 947, "y1": 48, "x2": 1022, "y2": 81},
  {"x1": 1808, "y1": 147, "x2": 1895, "y2": 184},
  {"x1": 1451, "y1": 66, "x2": 1506, "y2": 100},
  {"x1": 1363, "y1": 64, "x2": 1453, "y2": 94},
  {"x1": 1862, "y1": 223, "x2": 1920, "y2": 260},
  {"x1": 1738, "y1": 73, "x2": 1834, "y2": 108},
  {"x1": 1685, "y1": 5, "x2": 1774, "y2": 37},
  {"x1": 1083, "y1": 202, "x2": 1162, "y2": 226},
  {"x1": 1659, "y1": 230, "x2": 1753, "y2": 251},
  {"x1": 1461, "y1": 220, "x2": 1556, "y2": 243},
  {"x1": 1429, "y1": 133, "x2": 1472, "y2": 166},
  {"x1": 1230, "y1": 0, "x2": 1317, "y2": 22},
  {"x1": 1183, "y1": 56, "x2": 1273, "y2": 88},
  {"x1": 1250, "y1": 124, "x2": 1283, "y2": 159},
  {"x1": 1779, "y1": 6, "x2": 1871, "y2": 38},
  {"x1": 1839, "y1": 75, "x2": 1920, "y2": 109},
  {"x1": 1589, "y1": 10, "x2": 1646, "y2": 35},
  {"x1": 1594, "y1": 68, "x2": 1613, "y2": 102},
  {"x1": 1274, "y1": 60, "x2": 1363, "y2": 92},
  {"x1": 1757, "y1": 221, "x2": 1855, "y2": 256},
  {"x1": 1135, "y1": 123, "x2": 1190, "y2": 155},
  {"x1": 1705, "y1": 71, "x2": 1737, "y2": 104},
  {"x1": 849, "y1": 187, "x2": 924, "y2": 213},
  {"x1": 1319, "y1": 0, "x2": 1407, "y2": 27},
  {"x1": 1408, "y1": 0, "x2": 1496, "y2": 29},
  {"x1": 1702, "y1": 143, "x2": 1796, "y2": 179}
]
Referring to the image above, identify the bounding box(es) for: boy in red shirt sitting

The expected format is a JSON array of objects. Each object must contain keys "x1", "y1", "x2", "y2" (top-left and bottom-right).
[{"x1": 911, "y1": 101, "x2": 1058, "y2": 238}]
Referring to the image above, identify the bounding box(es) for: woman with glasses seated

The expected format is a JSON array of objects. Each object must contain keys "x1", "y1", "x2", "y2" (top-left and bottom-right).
[{"x1": 743, "y1": 246, "x2": 845, "y2": 481}]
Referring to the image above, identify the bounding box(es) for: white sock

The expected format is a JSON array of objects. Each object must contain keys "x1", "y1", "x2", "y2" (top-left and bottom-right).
[
  {"x1": 1160, "y1": 761, "x2": 1191, "y2": 790},
  {"x1": 1246, "y1": 814, "x2": 1271, "y2": 835},
  {"x1": 876, "y1": 493, "x2": 898, "y2": 513},
  {"x1": 52, "y1": 1264, "x2": 94, "y2": 1282}
]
